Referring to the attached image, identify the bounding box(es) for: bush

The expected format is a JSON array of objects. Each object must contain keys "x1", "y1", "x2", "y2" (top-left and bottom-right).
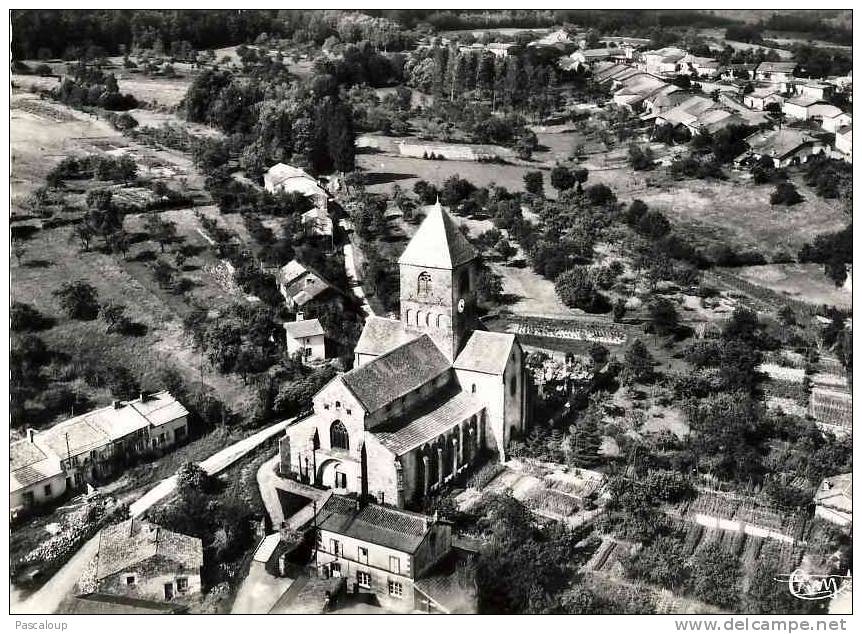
[
  {"x1": 770, "y1": 182, "x2": 803, "y2": 206},
  {"x1": 10, "y1": 302, "x2": 53, "y2": 332}
]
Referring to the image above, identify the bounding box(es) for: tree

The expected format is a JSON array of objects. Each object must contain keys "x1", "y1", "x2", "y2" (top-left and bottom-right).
[
  {"x1": 73, "y1": 222, "x2": 94, "y2": 251},
  {"x1": 523, "y1": 170, "x2": 544, "y2": 197},
  {"x1": 621, "y1": 339, "x2": 655, "y2": 385},
  {"x1": 11, "y1": 302, "x2": 53, "y2": 332},
  {"x1": 145, "y1": 212, "x2": 177, "y2": 252},
  {"x1": 645, "y1": 297, "x2": 680, "y2": 337},
  {"x1": 100, "y1": 302, "x2": 130, "y2": 334},
  {"x1": 107, "y1": 366, "x2": 141, "y2": 401},
  {"x1": 550, "y1": 165, "x2": 576, "y2": 194},
  {"x1": 152, "y1": 259, "x2": 177, "y2": 289},
  {"x1": 53, "y1": 280, "x2": 100, "y2": 320},
  {"x1": 568, "y1": 404, "x2": 603, "y2": 468},
  {"x1": 554, "y1": 268, "x2": 610, "y2": 313},
  {"x1": 689, "y1": 544, "x2": 740, "y2": 609},
  {"x1": 495, "y1": 238, "x2": 517, "y2": 261},
  {"x1": 628, "y1": 144, "x2": 655, "y2": 171},
  {"x1": 12, "y1": 239, "x2": 26, "y2": 265},
  {"x1": 572, "y1": 168, "x2": 588, "y2": 194}
]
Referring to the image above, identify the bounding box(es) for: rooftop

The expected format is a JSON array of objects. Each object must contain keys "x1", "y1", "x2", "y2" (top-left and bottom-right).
[
  {"x1": 354, "y1": 316, "x2": 422, "y2": 358},
  {"x1": 814, "y1": 473, "x2": 852, "y2": 512},
  {"x1": 265, "y1": 163, "x2": 316, "y2": 187},
  {"x1": 745, "y1": 129, "x2": 819, "y2": 159},
  {"x1": 284, "y1": 318, "x2": 325, "y2": 339},
  {"x1": 786, "y1": 94, "x2": 827, "y2": 108},
  {"x1": 373, "y1": 389, "x2": 484, "y2": 456},
  {"x1": 10, "y1": 440, "x2": 63, "y2": 493},
  {"x1": 342, "y1": 335, "x2": 451, "y2": 413},
  {"x1": 95, "y1": 519, "x2": 203, "y2": 581},
  {"x1": 398, "y1": 201, "x2": 477, "y2": 270},
  {"x1": 758, "y1": 61, "x2": 797, "y2": 73},
  {"x1": 316, "y1": 495, "x2": 435, "y2": 553},
  {"x1": 454, "y1": 330, "x2": 516, "y2": 375}
]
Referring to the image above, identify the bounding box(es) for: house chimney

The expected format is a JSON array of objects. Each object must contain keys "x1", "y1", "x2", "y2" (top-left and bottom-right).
[
  {"x1": 296, "y1": 311, "x2": 304, "y2": 321},
  {"x1": 113, "y1": 400, "x2": 122, "y2": 409},
  {"x1": 27, "y1": 428, "x2": 36, "y2": 443},
  {"x1": 139, "y1": 391, "x2": 147, "y2": 403}
]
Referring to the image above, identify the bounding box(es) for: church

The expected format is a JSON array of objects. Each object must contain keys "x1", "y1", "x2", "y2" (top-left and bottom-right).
[{"x1": 278, "y1": 200, "x2": 528, "y2": 509}]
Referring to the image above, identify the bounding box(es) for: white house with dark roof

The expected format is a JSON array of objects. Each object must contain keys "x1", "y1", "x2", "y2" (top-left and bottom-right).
[
  {"x1": 313, "y1": 495, "x2": 476, "y2": 613},
  {"x1": 10, "y1": 392, "x2": 188, "y2": 518},
  {"x1": 284, "y1": 318, "x2": 326, "y2": 363},
  {"x1": 755, "y1": 61, "x2": 797, "y2": 91},
  {"x1": 78, "y1": 519, "x2": 203, "y2": 604},
  {"x1": 279, "y1": 201, "x2": 527, "y2": 509}
]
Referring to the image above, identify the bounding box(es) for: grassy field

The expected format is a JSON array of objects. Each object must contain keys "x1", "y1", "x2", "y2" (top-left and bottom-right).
[
  {"x1": 729, "y1": 263, "x2": 851, "y2": 309},
  {"x1": 633, "y1": 172, "x2": 847, "y2": 258}
]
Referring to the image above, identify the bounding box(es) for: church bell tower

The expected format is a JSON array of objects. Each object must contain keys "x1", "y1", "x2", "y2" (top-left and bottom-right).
[{"x1": 397, "y1": 198, "x2": 478, "y2": 361}]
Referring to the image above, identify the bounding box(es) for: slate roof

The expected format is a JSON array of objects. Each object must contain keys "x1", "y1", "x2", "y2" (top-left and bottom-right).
[
  {"x1": 373, "y1": 389, "x2": 484, "y2": 456},
  {"x1": 95, "y1": 519, "x2": 203, "y2": 580},
  {"x1": 341, "y1": 335, "x2": 451, "y2": 413},
  {"x1": 284, "y1": 318, "x2": 325, "y2": 339},
  {"x1": 786, "y1": 94, "x2": 827, "y2": 108},
  {"x1": 354, "y1": 316, "x2": 423, "y2": 358},
  {"x1": 316, "y1": 495, "x2": 433, "y2": 554},
  {"x1": 414, "y1": 549, "x2": 478, "y2": 614},
  {"x1": 454, "y1": 330, "x2": 516, "y2": 375},
  {"x1": 745, "y1": 129, "x2": 819, "y2": 159},
  {"x1": 128, "y1": 391, "x2": 189, "y2": 429},
  {"x1": 278, "y1": 260, "x2": 337, "y2": 306},
  {"x1": 10, "y1": 440, "x2": 63, "y2": 493},
  {"x1": 398, "y1": 201, "x2": 477, "y2": 269}
]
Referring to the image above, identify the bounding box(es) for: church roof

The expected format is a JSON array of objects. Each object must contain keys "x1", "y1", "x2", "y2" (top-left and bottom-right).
[
  {"x1": 354, "y1": 317, "x2": 423, "y2": 358},
  {"x1": 341, "y1": 335, "x2": 451, "y2": 413},
  {"x1": 373, "y1": 389, "x2": 484, "y2": 455},
  {"x1": 397, "y1": 201, "x2": 477, "y2": 270},
  {"x1": 454, "y1": 331, "x2": 517, "y2": 376}
]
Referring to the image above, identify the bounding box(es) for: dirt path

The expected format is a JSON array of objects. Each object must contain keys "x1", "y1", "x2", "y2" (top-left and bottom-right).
[{"x1": 11, "y1": 417, "x2": 295, "y2": 615}]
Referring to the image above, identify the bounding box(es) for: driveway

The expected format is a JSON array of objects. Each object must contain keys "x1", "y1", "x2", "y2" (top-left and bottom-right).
[
  {"x1": 11, "y1": 417, "x2": 295, "y2": 615},
  {"x1": 343, "y1": 242, "x2": 374, "y2": 317},
  {"x1": 230, "y1": 563, "x2": 295, "y2": 614},
  {"x1": 257, "y1": 455, "x2": 331, "y2": 531}
]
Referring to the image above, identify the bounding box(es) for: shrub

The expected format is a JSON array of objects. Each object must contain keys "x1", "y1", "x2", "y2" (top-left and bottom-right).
[
  {"x1": 554, "y1": 267, "x2": 611, "y2": 313},
  {"x1": 770, "y1": 182, "x2": 803, "y2": 206},
  {"x1": 52, "y1": 280, "x2": 99, "y2": 320}
]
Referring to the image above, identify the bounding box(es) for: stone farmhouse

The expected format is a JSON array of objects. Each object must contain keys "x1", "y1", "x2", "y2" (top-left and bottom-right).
[
  {"x1": 313, "y1": 495, "x2": 476, "y2": 613},
  {"x1": 10, "y1": 392, "x2": 189, "y2": 519},
  {"x1": 78, "y1": 519, "x2": 204, "y2": 605},
  {"x1": 279, "y1": 201, "x2": 528, "y2": 509},
  {"x1": 276, "y1": 259, "x2": 345, "y2": 314}
]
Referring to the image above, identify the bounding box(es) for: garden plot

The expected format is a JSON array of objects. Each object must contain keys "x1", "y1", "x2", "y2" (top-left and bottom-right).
[{"x1": 809, "y1": 388, "x2": 852, "y2": 433}]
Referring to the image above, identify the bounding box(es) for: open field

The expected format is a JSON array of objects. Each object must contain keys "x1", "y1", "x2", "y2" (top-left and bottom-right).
[
  {"x1": 10, "y1": 90, "x2": 257, "y2": 418},
  {"x1": 633, "y1": 173, "x2": 847, "y2": 258},
  {"x1": 729, "y1": 263, "x2": 851, "y2": 309}
]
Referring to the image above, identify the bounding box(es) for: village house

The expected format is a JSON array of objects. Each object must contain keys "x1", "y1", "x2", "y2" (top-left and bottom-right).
[
  {"x1": 564, "y1": 46, "x2": 632, "y2": 71},
  {"x1": 796, "y1": 81, "x2": 834, "y2": 101},
  {"x1": 649, "y1": 95, "x2": 743, "y2": 136},
  {"x1": 276, "y1": 259, "x2": 345, "y2": 314},
  {"x1": 613, "y1": 75, "x2": 674, "y2": 112},
  {"x1": 638, "y1": 46, "x2": 687, "y2": 75},
  {"x1": 741, "y1": 128, "x2": 827, "y2": 168},
  {"x1": 313, "y1": 495, "x2": 477, "y2": 613},
  {"x1": 284, "y1": 317, "x2": 327, "y2": 363},
  {"x1": 722, "y1": 63, "x2": 757, "y2": 81},
  {"x1": 717, "y1": 94, "x2": 771, "y2": 127},
  {"x1": 301, "y1": 207, "x2": 334, "y2": 240},
  {"x1": 743, "y1": 87, "x2": 784, "y2": 111},
  {"x1": 835, "y1": 125, "x2": 852, "y2": 162},
  {"x1": 10, "y1": 392, "x2": 189, "y2": 519},
  {"x1": 679, "y1": 54, "x2": 721, "y2": 78},
  {"x1": 264, "y1": 163, "x2": 329, "y2": 213},
  {"x1": 814, "y1": 473, "x2": 852, "y2": 526},
  {"x1": 782, "y1": 94, "x2": 841, "y2": 121},
  {"x1": 821, "y1": 111, "x2": 852, "y2": 133},
  {"x1": 78, "y1": 519, "x2": 204, "y2": 605},
  {"x1": 755, "y1": 61, "x2": 798, "y2": 91},
  {"x1": 642, "y1": 88, "x2": 690, "y2": 116},
  {"x1": 278, "y1": 201, "x2": 528, "y2": 509}
]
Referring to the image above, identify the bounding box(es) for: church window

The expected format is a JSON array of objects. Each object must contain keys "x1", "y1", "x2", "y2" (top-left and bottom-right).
[
  {"x1": 335, "y1": 400, "x2": 341, "y2": 409},
  {"x1": 417, "y1": 271, "x2": 432, "y2": 295},
  {"x1": 459, "y1": 270, "x2": 470, "y2": 294},
  {"x1": 330, "y1": 420, "x2": 349, "y2": 450},
  {"x1": 471, "y1": 384, "x2": 477, "y2": 394},
  {"x1": 510, "y1": 374, "x2": 517, "y2": 396},
  {"x1": 426, "y1": 312, "x2": 432, "y2": 326}
]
